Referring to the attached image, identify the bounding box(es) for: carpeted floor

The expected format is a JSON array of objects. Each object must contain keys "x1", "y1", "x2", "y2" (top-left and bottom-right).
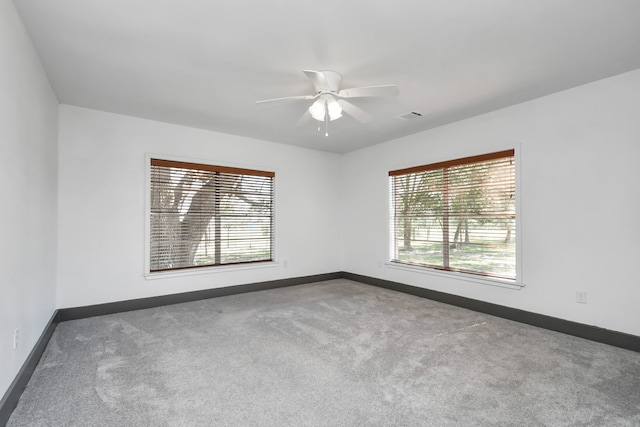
[{"x1": 7, "y1": 279, "x2": 640, "y2": 426}]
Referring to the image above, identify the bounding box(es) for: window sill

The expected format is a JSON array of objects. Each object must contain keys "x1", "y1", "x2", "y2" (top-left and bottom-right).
[
  {"x1": 385, "y1": 262, "x2": 524, "y2": 290},
  {"x1": 145, "y1": 261, "x2": 279, "y2": 280}
]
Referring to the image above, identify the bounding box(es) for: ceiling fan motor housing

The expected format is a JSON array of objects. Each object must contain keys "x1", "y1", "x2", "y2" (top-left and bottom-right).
[{"x1": 316, "y1": 70, "x2": 343, "y2": 93}]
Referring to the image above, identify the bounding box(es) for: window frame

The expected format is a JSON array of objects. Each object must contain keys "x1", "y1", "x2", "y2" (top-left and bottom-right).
[
  {"x1": 144, "y1": 154, "x2": 277, "y2": 278},
  {"x1": 388, "y1": 147, "x2": 523, "y2": 288}
]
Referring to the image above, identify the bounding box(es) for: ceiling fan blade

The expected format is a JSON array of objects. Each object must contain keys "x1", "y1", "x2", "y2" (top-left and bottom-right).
[
  {"x1": 255, "y1": 94, "x2": 317, "y2": 104},
  {"x1": 295, "y1": 111, "x2": 312, "y2": 127},
  {"x1": 339, "y1": 100, "x2": 373, "y2": 124},
  {"x1": 338, "y1": 84, "x2": 399, "y2": 99}
]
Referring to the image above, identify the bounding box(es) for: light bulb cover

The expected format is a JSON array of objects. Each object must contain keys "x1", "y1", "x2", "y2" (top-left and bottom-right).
[
  {"x1": 308, "y1": 99, "x2": 325, "y2": 121},
  {"x1": 326, "y1": 97, "x2": 342, "y2": 121}
]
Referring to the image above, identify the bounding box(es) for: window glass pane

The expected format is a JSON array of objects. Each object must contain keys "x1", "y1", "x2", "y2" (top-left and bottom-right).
[
  {"x1": 150, "y1": 160, "x2": 274, "y2": 272},
  {"x1": 390, "y1": 151, "x2": 515, "y2": 280}
]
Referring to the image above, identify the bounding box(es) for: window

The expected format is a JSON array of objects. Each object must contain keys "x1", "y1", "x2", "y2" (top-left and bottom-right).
[
  {"x1": 150, "y1": 159, "x2": 274, "y2": 272},
  {"x1": 389, "y1": 150, "x2": 516, "y2": 280}
]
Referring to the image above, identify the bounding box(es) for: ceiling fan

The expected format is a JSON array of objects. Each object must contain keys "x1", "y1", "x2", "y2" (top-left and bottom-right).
[{"x1": 256, "y1": 70, "x2": 399, "y2": 135}]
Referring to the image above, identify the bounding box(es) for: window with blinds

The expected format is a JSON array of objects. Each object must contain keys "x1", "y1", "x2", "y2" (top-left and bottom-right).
[
  {"x1": 389, "y1": 150, "x2": 516, "y2": 280},
  {"x1": 150, "y1": 159, "x2": 274, "y2": 272}
]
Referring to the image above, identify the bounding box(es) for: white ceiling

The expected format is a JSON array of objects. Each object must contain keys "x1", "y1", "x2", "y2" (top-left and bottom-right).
[{"x1": 14, "y1": 0, "x2": 640, "y2": 153}]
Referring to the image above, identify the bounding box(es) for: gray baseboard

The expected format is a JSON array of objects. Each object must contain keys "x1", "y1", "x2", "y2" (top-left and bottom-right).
[
  {"x1": 343, "y1": 272, "x2": 640, "y2": 353},
  {"x1": 3, "y1": 270, "x2": 639, "y2": 425},
  {"x1": 0, "y1": 312, "x2": 59, "y2": 427},
  {"x1": 57, "y1": 272, "x2": 343, "y2": 321}
]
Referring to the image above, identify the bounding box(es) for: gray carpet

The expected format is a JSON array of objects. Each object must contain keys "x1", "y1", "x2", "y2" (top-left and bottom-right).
[{"x1": 7, "y1": 279, "x2": 640, "y2": 426}]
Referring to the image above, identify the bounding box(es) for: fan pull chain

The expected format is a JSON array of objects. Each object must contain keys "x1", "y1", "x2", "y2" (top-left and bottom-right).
[{"x1": 325, "y1": 109, "x2": 329, "y2": 137}]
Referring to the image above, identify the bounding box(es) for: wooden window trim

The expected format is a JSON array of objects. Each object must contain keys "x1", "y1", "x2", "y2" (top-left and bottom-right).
[
  {"x1": 151, "y1": 158, "x2": 275, "y2": 178},
  {"x1": 389, "y1": 149, "x2": 514, "y2": 176}
]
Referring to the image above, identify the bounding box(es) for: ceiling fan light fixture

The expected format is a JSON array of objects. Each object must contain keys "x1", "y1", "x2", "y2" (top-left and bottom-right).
[
  {"x1": 308, "y1": 98, "x2": 326, "y2": 121},
  {"x1": 309, "y1": 95, "x2": 343, "y2": 122},
  {"x1": 326, "y1": 97, "x2": 342, "y2": 121}
]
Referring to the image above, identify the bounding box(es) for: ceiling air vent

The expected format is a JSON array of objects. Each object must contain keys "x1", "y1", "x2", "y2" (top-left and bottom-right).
[{"x1": 397, "y1": 111, "x2": 423, "y2": 120}]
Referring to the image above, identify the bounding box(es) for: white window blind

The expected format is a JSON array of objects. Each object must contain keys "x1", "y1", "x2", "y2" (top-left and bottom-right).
[
  {"x1": 389, "y1": 150, "x2": 516, "y2": 280},
  {"x1": 150, "y1": 159, "x2": 274, "y2": 272}
]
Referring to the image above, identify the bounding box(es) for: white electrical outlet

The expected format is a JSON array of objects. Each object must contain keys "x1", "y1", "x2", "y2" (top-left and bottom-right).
[
  {"x1": 13, "y1": 328, "x2": 19, "y2": 350},
  {"x1": 283, "y1": 260, "x2": 288, "y2": 268},
  {"x1": 576, "y1": 291, "x2": 588, "y2": 304}
]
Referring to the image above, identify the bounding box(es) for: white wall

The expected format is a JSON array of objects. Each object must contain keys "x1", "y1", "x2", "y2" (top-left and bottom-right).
[
  {"x1": 0, "y1": 0, "x2": 58, "y2": 400},
  {"x1": 341, "y1": 69, "x2": 640, "y2": 337},
  {"x1": 57, "y1": 105, "x2": 342, "y2": 308}
]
